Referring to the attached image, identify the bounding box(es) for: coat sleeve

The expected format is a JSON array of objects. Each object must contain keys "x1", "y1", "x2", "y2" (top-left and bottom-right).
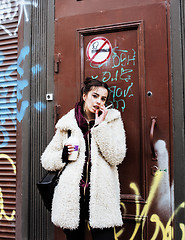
[
  {"x1": 91, "y1": 115, "x2": 126, "y2": 166},
  {"x1": 40, "y1": 128, "x2": 66, "y2": 171}
]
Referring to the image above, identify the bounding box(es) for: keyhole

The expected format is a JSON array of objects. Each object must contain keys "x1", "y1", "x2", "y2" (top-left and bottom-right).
[{"x1": 147, "y1": 91, "x2": 152, "y2": 97}]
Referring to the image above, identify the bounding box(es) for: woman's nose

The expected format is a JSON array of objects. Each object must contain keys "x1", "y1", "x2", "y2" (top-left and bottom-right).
[{"x1": 96, "y1": 98, "x2": 101, "y2": 104}]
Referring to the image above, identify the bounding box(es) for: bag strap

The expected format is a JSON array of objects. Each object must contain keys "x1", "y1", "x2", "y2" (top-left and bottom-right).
[
  {"x1": 57, "y1": 129, "x2": 72, "y2": 179},
  {"x1": 68, "y1": 129, "x2": 71, "y2": 138}
]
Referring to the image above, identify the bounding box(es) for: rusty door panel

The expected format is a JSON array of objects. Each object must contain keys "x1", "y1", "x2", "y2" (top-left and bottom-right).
[
  {"x1": 80, "y1": 22, "x2": 145, "y2": 201},
  {"x1": 54, "y1": 1, "x2": 172, "y2": 239},
  {"x1": 79, "y1": 22, "x2": 147, "y2": 240},
  {"x1": 55, "y1": 0, "x2": 166, "y2": 19}
]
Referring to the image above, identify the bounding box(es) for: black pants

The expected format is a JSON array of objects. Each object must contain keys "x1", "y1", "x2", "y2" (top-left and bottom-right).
[
  {"x1": 64, "y1": 188, "x2": 115, "y2": 240},
  {"x1": 64, "y1": 223, "x2": 115, "y2": 240}
]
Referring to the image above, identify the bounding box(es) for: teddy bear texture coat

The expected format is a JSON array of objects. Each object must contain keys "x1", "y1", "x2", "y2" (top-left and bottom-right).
[{"x1": 41, "y1": 108, "x2": 126, "y2": 230}]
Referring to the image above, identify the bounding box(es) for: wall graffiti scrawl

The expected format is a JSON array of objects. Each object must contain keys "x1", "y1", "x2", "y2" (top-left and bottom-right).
[
  {"x1": 0, "y1": 2, "x2": 47, "y2": 233},
  {"x1": 0, "y1": 45, "x2": 45, "y2": 150},
  {"x1": 0, "y1": 0, "x2": 38, "y2": 36}
]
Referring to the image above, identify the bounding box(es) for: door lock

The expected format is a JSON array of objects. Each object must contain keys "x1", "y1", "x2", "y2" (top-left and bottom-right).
[{"x1": 151, "y1": 165, "x2": 159, "y2": 176}]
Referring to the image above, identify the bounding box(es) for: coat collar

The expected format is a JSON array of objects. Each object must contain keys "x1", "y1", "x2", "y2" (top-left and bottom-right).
[{"x1": 55, "y1": 108, "x2": 121, "y2": 131}]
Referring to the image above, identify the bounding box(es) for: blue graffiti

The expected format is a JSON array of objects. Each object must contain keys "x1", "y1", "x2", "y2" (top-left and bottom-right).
[
  {"x1": 91, "y1": 75, "x2": 99, "y2": 79},
  {"x1": 0, "y1": 48, "x2": 18, "y2": 147},
  {"x1": 101, "y1": 68, "x2": 133, "y2": 83},
  {"x1": 31, "y1": 64, "x2": 42, "y2": 75},
  {"x1": 124, "y1": 82, "x2": 134, "y2": 97},
  {"x1": 17, "y1": 80, "x2": 29, "y2": 100},
  {"x1": 108, "y1": 83, "x2": 134, "y2": 112},
  {"x1": 89, "y1": 59, "x2": 109, "y2": 69},
  {"x1": 0, "y1": 53, "x2": 17, "y2": 97},
  {"x1": 17, "y1": 101, "x2": 29, "y2": 123},
  {"x1": 109, "y1": 83, "x2": 134, "y2": 100},
  {"x1": 112, "y1": 47, "x2": 136, "y2": 68},
  {"x1": 90, "y1": 47, "x2": 136, "y2": 112},
  {"x1": 112, "y1": 48, "x2": 128, "y2": 68},
  {"x1": 16, "y1": 46, "x2": 45, "y2": 123},
  {"x1": 17, "y1": 46, "x2": 30, "y2": 77},
  {"x1": 0, "y1": 126, "x2": 9, "y2": 148},
  {"x1": 0, "y1": 108, "x2": 16, "y2": 125},
  {"x1": 0, "y1": 51, "x2": 5, "y2": 65},
  {"x1": 0, "y1": 45, "x2": 46, "y2": 148},
  {"x1": 34, "y1": 102, "x2": 46, "y2": 112},
  {"x1": 16, "y1": 46, "x2": 30, "y2": 124}
]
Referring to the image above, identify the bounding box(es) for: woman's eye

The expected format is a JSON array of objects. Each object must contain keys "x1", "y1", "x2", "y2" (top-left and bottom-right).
[
  {"x1": 102, "y1": 98, "x2": 106, "y2": 102},
  {"x1": 93, "y1": 95, "x2": 97, "y2": 98}
]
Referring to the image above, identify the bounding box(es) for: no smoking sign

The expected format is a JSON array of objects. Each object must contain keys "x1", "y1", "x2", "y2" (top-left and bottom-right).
[{"x1": 86, "y1": 37, "x2": 112, "y2": 64}]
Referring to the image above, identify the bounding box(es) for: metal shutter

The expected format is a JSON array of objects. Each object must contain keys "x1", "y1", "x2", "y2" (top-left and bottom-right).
[{"x1": 0, "y1": 1, "x2": 18, "y2": 239}]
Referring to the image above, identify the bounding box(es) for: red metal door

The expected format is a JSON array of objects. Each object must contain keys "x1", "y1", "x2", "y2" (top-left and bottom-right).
[{"x1": 54, "y1": 1, "x2": 173, "y2": 239}]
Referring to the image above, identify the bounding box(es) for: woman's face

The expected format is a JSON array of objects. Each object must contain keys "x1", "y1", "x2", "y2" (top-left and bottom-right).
[{"x1": 83, "y1": 86, "x2": 108, "y2": 115}]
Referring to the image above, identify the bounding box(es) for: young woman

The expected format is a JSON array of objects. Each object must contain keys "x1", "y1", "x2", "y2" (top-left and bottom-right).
[{"x1": 41, "y1": 78, "x2": 126, "y2": 240}]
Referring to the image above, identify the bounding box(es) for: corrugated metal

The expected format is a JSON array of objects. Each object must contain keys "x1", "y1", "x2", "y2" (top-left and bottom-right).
[
  {"x1": 0, "y1": 0, "x2": 18, "y2": 239},
  {"x1": 29, "y1": 1, "x2": 55, "y2": 239}
]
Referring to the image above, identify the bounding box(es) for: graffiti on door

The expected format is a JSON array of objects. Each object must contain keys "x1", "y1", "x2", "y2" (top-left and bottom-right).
[
  {"x1": 114, "y1": 171, "x2": 184, "y2": 240},
  {"x1": 90, "y1": 47, "x2": 135, "y2": 112}
]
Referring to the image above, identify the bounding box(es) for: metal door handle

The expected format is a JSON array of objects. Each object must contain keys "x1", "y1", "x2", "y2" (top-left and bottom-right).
[
  {"x1": 55, "y1": 104, "x2": 61, "y2": 124},
  {"x1": 54, "y1": 53, "x2": 61, "y2": 73},
  {"x1": 150, "y1": 117, "x2": 157, "y2": 160}
]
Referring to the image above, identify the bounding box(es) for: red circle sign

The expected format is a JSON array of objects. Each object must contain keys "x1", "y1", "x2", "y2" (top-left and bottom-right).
[{"x1": 86, "y1": 37, "x2": 112, "y2": 64}]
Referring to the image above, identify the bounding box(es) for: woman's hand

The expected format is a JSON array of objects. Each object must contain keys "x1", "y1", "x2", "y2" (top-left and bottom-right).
[
  {"x1": 95, "y1": 105, "x2": 108, "y2": 126},
  {"x1": 65, "y1": 144, "x2": 75, "y2": 155}
]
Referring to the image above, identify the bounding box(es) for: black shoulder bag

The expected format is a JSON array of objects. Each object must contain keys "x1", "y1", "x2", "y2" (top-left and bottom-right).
[{"x1": 37, "y1": 130, "x2": 71, "y2": 212}]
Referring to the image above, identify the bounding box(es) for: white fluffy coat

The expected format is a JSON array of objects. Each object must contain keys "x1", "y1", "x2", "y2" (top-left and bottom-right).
[{"x1": 41, "y1": 108, "x2": 126, "y2": 229}]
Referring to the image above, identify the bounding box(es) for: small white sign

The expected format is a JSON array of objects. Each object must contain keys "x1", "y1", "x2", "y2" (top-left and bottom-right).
[{"x1": 46, "y1": 94, "x2": 53, "y2": 101}]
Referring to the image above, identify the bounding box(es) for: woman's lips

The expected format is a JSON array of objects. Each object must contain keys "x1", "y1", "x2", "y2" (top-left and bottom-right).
[
  {"x1": 93, "y1": 106, "x2": 99, "y2": 110},
  {"x1": 92, "y1": 106, "x2": 99, "y2": 112}
]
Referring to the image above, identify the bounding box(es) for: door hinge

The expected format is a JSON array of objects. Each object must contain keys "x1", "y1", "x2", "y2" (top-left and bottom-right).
[{"x1": 54, "y1": 53, "x2": 61, "y2": 73}]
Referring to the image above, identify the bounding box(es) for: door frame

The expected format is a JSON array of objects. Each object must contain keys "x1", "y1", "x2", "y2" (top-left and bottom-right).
[{"x1": 170, "y1": 0, "x2": 185, "y2": 239}]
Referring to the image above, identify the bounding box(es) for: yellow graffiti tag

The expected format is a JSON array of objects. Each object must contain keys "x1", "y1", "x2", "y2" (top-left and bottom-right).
[
  {"x1": 179, "y1": 223, "x2": 185, "y2": 240},
  {"x1": 115, "y1": 171, "x2": 185, "y2": 240},
  {"x1": 130, "y1": 182, "x2": 140, "y2": 218},
  {"x1": 120, "y1": 202, "x2": 127, "y2": 215},
  {"x1": 150, "y1": 214, "x2": 166, "y2": 240},
  {"x1": 114, "y1": 202, "x2": 126, "y2": 239},
  {"x1": 150, "y1": 202, "x2": 185, "y2": 240},
  {"x1": 0, "y1": 187, "x2": 15, "y2": 220},
  {"x1": 0, "y1": 154, "x2": 16, "y2": 174},
  {"x1": 130, "y1": 171, "x2": 163, "y2": 240},
  {"x1": 114, "y1": 226, "x2": 124, "y2": 240},
  {"x1": 114, "y1": 227, "x2": 125, "y2": 240},
  {"x1": 0, "y1": 154, "x2": 16, "y2": 221}
]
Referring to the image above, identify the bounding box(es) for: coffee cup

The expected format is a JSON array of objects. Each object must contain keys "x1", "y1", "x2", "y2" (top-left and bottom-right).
[{"x1": 65, "y1": 136, "x2": 79, "y2": 161}]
